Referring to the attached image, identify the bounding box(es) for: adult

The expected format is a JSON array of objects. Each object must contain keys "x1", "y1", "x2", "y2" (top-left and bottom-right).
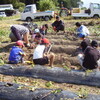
[
  {"x1": 9, "y1": 24, "x2": 31, "y2": 46},
  {"x1": 52, "y1": 16, "x2": 65, "y2": 33},
  {"x1": 78, "y1": 40, "x2": 100, "y2": 70},
  {"x1": 33, "y1": 38, "x2": 55, "y2": 67},
  {"x1": 75, "y1": 22, "x2": 90, "y2": 37}
]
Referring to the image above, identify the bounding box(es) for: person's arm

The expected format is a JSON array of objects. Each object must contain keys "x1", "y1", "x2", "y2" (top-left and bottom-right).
[
  {"x1": 52, "y1": 21, "x2": 56, "y2": 27},
  {"x1": 60, "y1": 20, "x2": 64, "y2": 26},
  {"x1": 43, "y1": 45, "x2": 52, "y2": 56},
  {"x1": 19, "y1": 50, "x2": 26, "y2": 56}
]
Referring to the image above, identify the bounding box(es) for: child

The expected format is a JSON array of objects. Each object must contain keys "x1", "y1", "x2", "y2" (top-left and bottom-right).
[
  {"x1": 40, "y1": 24, "x2": 48, "y2": 35},
  {"x1": 52, "y1": 16, "x2": 65, "y2": 33},
  {"x1": 9, "y1": 40, "x2": 25, "y2": 64},
  {"x1": 33, "y1": 38, "x2": 55, "y2": 67}
]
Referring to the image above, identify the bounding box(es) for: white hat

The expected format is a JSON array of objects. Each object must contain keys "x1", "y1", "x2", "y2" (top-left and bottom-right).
[{"x1": 34, "y1": 29, "x2": 40, "y2": 33}]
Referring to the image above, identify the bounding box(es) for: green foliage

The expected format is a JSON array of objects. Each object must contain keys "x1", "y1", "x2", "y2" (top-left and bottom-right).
[
  {"x1": 45, "y1": 81, "x2": 53, "y2": 87},
  {"x1": 38, "y1": 0, "x2": 56, "y2": 11},
  {"x1": 77, "y1": 88, "x2": 88, "y2": 99},
  {"x1": 0, "y1": 0, "x2": 82, "y2": 11},
  {"x1": 0, "y1": 59, "x2": 4, "y2": 65},
  {"x1": 63, "y1": 65, "x2": 71, "y2": 71},
  {"x1": 52, "y1": 89, "x2": 62, "y2": 94},
  {"x1": 0, "y1": 17, "x2": 3, "y2": 21}
]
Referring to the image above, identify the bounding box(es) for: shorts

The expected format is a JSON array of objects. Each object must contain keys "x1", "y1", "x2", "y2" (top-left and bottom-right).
[{"x1": 33, "y1": 57, "x2": 49, "y2": 65}]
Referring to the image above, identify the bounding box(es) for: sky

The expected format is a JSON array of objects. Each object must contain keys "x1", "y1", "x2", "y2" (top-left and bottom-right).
[{"x1": 81, "y1": 0, "x2": 100, "y2": 8}]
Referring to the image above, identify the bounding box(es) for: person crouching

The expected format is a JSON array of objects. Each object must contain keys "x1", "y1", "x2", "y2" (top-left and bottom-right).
[
  {"x1": 33, "y1": 38, "x2": 55, "y2": 67},
  {"x1": 9, "y1": 40, "x2": 25, "y2": 64}
]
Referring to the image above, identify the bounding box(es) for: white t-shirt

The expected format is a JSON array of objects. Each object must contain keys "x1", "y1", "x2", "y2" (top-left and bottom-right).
[
  {"x1": 77, "y1": 25, "x2": 90, "y2": 36},
  {"x1": 33, "y1": 45, "x2": 45, "y2": 59}
]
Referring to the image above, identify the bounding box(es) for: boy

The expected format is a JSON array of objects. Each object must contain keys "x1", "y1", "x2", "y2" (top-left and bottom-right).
[
  {"x1": 9, "y1": 40, "x2": 25, "y2": 64},
  {"x1": 78, "y1": 40, "x2": 100, "y2": 70},
  {"x1": 75, "y1": 22, "x2": 90, "y2": 37},
  {"x1": 33, "y1": 38, "x2": 55, "y2": 67},
  {"x1": 52, "y1": 16, "x2": 65, "y2": 33}
]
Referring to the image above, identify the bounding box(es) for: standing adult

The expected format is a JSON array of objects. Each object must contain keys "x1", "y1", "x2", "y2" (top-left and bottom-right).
[
  {"x1": 52, "y1": 16, "x2": 65, "y2": 33},
  {"x1": 9, "y1": 24, "x2": 30, "y2": 46}
]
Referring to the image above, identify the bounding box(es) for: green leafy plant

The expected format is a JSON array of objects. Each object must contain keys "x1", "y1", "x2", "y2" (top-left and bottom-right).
[
  {"x1": 45, "y1": 81, "x2": 53, "y2": 87},
  {"x1": 38, "y1": 0, "x2": 55, "y2": 11},
  {"x1": 77, "y1": 88, "x2": 88, "y2": 99},
  {"x1": 85, "y1": 69, "x2": 93, "y2": 76},
  {"x1": 63, "y1": 65, "x2": 71, "y2": 71}
]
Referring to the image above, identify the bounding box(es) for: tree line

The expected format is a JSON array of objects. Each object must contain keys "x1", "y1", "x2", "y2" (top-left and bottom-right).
[{"x1": 0, "y1": 0, "x2": 83, "y2": 11}]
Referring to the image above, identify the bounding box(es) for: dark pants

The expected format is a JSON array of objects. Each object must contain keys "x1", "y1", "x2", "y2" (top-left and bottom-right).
[
  {"x1": 33, "y1": 57, "x2": 49, "y2": 65},
  {"x1": 56, "y1": 25, "x2": 64, "y2": 32},
  {"x1": 11, "y1": 26, "x2": 22, "y2": 40}
]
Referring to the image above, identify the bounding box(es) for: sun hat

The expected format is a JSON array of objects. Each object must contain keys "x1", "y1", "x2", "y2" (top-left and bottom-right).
[
  {"x1": 16, "y1": 40, "x2": 24, "y2": 47},
  {"x1": 42, "y1": 38, "x2": 50, "y2": 44}
]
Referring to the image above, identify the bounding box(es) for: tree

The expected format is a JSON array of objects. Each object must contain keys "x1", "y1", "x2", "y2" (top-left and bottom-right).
[
  {"x1": 38, "y1": 0, "x2": 56, "y2": 11},
  {"x1": 25, "y1": 0, "x2": 34, "y2": 5}
]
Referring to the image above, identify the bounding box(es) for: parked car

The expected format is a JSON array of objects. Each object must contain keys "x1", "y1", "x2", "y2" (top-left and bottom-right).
[
  {"x1": 72, "y1": 3, "x2": 100, "y2": 18},
  {"x1": 21, "y1": 4, "x2": 54, "y2": 21},
  {"x1": 0, "y1": 12, "x2": 6, "y2": 17}
]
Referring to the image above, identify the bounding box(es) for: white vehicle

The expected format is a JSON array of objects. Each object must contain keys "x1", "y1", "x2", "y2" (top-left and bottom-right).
[
  {"x1": 0, "y1": 4, "x2": 13, "y2": 11},
  {"x1": 21, "y1": 4, "x2": 54, "y2": 21},
  {"x1": 0, "y1": 12, "x2": 6, "y2": 17},
  {"x1": 72, "y1": 3, "x2": 100, "y2": 18}
]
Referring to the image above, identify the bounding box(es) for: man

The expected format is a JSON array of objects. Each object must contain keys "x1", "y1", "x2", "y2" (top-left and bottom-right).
[
  {"x1": 9, "y1": 24, "x2": 30, "y2": 47},
  {"x1": 78, "y1": 40, "x2": 100, "y2": 70},
  {"x1": 33, "y1": 38, "x2": 55, "y2": 67},
  {"x1": 75, "y1": 22, "x2": 90, "y2": 37},
  {"x1": 52, "y1": 16, "x2": 65, "y2": 33}
]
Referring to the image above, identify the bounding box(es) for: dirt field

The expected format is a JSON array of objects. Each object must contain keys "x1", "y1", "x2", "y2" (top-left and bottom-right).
[{"x1": 0, "y1": 16, "x2": 100, "y2": 95}]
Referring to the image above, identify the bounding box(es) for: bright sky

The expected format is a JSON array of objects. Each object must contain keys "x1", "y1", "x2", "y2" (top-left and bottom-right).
[{"x1": 81, "y1": 0, "x2": 100, "y2": 8}]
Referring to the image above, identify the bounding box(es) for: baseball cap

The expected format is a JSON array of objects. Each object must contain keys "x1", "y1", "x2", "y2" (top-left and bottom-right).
[
  {"x1": 16, "y1": 40, "x2": 24, "y2": 47},
  {"x1": 42, "y1": 38, "x2": 50, "y2": 44},
  {"x1": 34, "y1": 29, "x2": 40, "y2": 33},
  {"x1": 91, "y1": 40, "x2": 99, "y2": 47}
]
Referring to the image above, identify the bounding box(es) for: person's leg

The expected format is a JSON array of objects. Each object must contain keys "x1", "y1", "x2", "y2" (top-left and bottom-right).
[
  {"x1": 97, "y1": 59, "x2": 100, "y2": 70},
  {"x1": 47, "y1": 52, "x2": 55, "y2": 67},
  {"x1": 57, "y1": 25, "x2": 65, "y2": 33},
  {"x1": 23, "y1": 32, "x2": 29, "y2": 45},
  {"x1": 77, "y1": 53, "x2": 84, "y2": 66}
]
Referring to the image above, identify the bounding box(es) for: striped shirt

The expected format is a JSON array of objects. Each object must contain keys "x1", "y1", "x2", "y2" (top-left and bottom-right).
[{"x1": 11, "y1": 25, "x2": 29, "y2": 35}]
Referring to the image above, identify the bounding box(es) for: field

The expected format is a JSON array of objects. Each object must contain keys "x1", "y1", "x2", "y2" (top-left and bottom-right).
[{"x1": 0, "y1": 14, "x2": 100, "y2": 98}]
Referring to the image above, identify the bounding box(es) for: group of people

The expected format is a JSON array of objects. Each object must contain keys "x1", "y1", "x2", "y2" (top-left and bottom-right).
[
  {"x1": 76, "y1": 22, "x2": 100, "y2": 70},
  {"x1": 8, "y1": 16, "x2": 100, "y2": 71}
]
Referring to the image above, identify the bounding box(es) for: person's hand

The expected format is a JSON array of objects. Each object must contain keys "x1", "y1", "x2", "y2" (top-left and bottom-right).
[{"x1": 53, "y1": 26, "x2": 56, "y2": 31}]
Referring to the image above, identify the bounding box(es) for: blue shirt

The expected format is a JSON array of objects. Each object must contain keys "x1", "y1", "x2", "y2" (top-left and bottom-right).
[
  {"x1": 77, "y1": 25, "x2": 90, "y2": 37},
  {"x1": 9, "y1": 46, "x2": 24, "y2": 64}
]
